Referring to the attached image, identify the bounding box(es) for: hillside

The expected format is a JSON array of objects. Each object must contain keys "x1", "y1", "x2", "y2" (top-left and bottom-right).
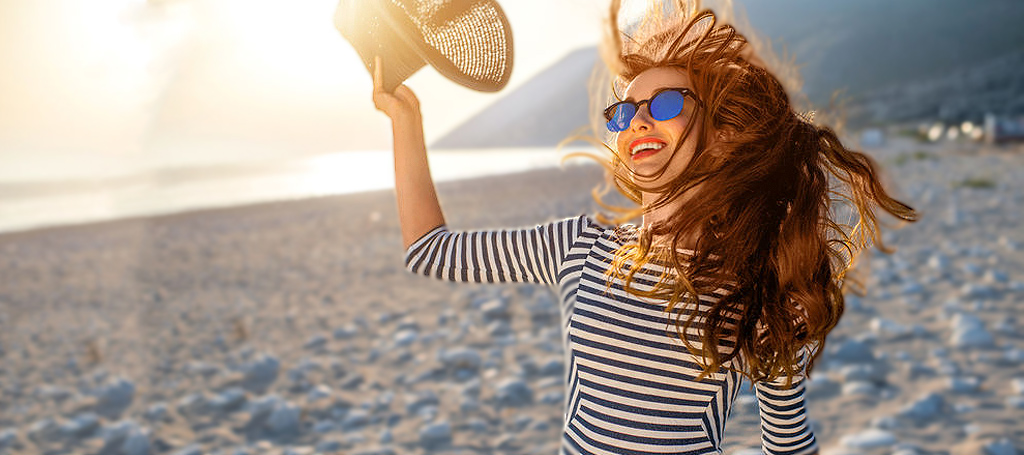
[{"x1": 432, "y1": 0, "x2": 1024, "y2": 148}]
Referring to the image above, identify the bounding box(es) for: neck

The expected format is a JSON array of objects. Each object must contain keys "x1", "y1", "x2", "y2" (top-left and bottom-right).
[{"x1": 641, "y1": 184, "x2": 704, "y2": 250}]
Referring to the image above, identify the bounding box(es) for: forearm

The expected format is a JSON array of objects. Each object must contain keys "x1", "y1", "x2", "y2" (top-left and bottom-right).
[{"x1": 391, "y1": 114, "x2": 445, "y2": 249}]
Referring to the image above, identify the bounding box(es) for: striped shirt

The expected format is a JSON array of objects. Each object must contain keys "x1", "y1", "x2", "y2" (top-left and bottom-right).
[{"x1": 405, "y1": 215, "x2": 818, "y2": 455}]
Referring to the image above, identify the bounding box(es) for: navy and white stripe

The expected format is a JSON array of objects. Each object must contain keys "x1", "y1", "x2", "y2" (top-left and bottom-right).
[{"x1": 406, "y1": 215, "x2": 818, "y2": 455}]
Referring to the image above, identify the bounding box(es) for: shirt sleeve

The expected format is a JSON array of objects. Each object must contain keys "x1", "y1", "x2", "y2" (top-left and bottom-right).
[
  {"x1": 404, "y1": 215, "x2": 590, "y2": 286},
  {"x1": 754, "y1": 347, "x2": 819, "y2": 455}
]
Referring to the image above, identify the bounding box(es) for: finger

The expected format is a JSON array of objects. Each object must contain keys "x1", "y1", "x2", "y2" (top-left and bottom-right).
[
  {"x1": 372, "y1": 91, "x2": 393, "y2": 112},
  {"x1": 373, "y1": 55, "x2": 383, "y2": 91}
]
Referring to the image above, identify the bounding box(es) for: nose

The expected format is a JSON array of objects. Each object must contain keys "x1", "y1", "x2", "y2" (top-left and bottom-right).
[{"x1": 629, "y1": 106, "x2": 654, "y2": 131}]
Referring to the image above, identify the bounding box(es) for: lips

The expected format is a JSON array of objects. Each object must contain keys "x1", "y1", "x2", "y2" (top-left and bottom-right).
[{"x1": 628, "y1": 137, "x2": 667, "y2": 161}]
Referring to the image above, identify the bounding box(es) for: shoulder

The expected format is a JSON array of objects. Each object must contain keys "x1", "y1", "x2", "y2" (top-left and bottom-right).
[{"x1": 575, "y1": 215, "x2": 638, "y2": 243}]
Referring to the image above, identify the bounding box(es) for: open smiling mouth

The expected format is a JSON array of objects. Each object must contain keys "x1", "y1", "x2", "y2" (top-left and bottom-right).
[{"x1": 630, "y1": 141, "x2": 667, "y2": 161}]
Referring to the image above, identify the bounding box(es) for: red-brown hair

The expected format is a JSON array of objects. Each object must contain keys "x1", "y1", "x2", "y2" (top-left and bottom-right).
[{"x1": 571, "y1": 0, "x2": 918, "y2": 382}]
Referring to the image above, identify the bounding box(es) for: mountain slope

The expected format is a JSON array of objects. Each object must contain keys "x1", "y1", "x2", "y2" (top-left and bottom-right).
[
  {"x1": 433, "y1": 0, "x2": 1024, "y2": 148},
  {"x1": 431, "y1": 47, "x2": 599, "y2": 149}
]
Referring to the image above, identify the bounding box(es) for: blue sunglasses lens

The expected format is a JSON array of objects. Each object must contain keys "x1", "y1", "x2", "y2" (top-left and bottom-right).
[
  {"x1": 650, "y1": 89, "x2": 685, "y2": 121},
  {"x1": 606, "y1": 103, "x2": 636, "y2": 133},
  {"x1": 605, "y1": 89, "x2": 687, "y2": 132}
]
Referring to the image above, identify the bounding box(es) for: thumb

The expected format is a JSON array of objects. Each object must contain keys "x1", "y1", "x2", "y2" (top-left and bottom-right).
[{"x1": 393, "y1": 85, "x2": 419, "y2": 108}]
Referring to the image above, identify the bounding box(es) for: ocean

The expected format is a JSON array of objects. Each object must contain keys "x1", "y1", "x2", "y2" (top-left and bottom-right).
[{"x1": 0, "y1": 148, "x2": 597, "y2": 234}]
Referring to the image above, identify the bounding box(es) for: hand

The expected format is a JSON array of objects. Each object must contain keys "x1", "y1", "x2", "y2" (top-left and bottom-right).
[{"x1": 372, "y1": 55, "x2": 421, "y2": 124}]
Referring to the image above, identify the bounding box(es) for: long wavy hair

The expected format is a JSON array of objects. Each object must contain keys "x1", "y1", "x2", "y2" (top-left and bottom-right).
[{"x1": 568, "y1": 0, "x2": 919, "y2": 382}]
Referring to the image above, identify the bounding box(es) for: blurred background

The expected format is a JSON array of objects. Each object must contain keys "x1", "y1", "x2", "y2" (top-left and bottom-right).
[
  {"x1": 2, "y1": 0, "x2": 1023, "y2": 233},
  {"x1": 2, "y1": 1, "x2": 1024, "y2": 454}
]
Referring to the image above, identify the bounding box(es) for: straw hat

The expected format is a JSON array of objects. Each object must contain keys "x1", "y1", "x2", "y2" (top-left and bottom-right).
[{"x1": 335, "y1": 0, "x2": 514, "y2": 93}]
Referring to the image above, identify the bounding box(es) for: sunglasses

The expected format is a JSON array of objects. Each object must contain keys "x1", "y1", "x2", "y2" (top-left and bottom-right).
[{"x1": 604, "y1": 87, "x2": 702, "y2": 133}]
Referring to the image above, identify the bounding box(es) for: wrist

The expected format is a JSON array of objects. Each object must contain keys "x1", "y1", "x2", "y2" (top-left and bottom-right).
[{"x1": 392, "y1": 112, "x2": 424, "y2": 136}]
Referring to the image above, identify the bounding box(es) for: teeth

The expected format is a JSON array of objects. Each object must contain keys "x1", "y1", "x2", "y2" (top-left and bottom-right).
[{"x1": 631, "y1": 142, "x2": 665, "y2": 155}]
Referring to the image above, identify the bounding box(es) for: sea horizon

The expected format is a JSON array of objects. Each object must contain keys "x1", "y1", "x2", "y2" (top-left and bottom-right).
[{"x1": 0, "y1": 147, "x2": 599, "y2": 235}]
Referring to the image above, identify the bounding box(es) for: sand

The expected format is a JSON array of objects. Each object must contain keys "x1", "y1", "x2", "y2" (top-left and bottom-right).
[{"x1": 0, "y1": 139, "x2": 1022, "y2": 455}]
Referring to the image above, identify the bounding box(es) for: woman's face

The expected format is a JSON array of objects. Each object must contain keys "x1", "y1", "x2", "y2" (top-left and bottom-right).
[{"x1": 614, "y1": 66, "x2": 702, "y2": 189}]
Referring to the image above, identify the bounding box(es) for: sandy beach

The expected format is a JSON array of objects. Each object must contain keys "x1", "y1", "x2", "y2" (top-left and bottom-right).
[{"x1": 1, "y1": 138, "x2": 1022, "y2": 455}]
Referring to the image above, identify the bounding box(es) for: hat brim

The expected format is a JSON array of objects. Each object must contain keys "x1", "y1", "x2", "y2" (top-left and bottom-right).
[
  {"x1": 336, "y1": 0, "x2": 513, "y2": 93},
  {"x1": 335, "y1": 0, "x2": 426, "y2": 93}
]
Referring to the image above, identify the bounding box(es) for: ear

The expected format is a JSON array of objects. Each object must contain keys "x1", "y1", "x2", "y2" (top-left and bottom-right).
[
  {"x1": 705, "y1": 127, "x2": 736, "y2": 159},
  {"x1": 715, "y1": 128, "x2": 736, "y2": 143}
]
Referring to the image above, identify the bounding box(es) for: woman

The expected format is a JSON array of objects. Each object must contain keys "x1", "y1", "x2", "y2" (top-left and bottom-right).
[{"x1": 372, "y1": 1, "x2": 917, "y2": 453}]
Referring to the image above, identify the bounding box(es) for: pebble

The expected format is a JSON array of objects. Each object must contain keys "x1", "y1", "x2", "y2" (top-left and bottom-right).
[
  {"x1": 954, "y1": 402, "x2": 976, "y2": 413},
  {"x1": 496, "y1": 378, "x2": 534, "y2": 407},
  {"x1": 839, "y1": 429, "x2": 897, "y2": 449},
  {"x1": 171, "y1": 445, "x2": 202, "y2": 455},
  {"x1": 60, "y1": 413, "x2": 100, "y2": 438},
  {"x1": 243, "y1": 354, "x2": 280, "y2": 393},
  {"x1": 829, "y1": 339, "x2": 876, "y2": 363},
  {"x1": 1005, "y1": 396, "x2": 1024, "y2": 409},
  {"x1": 340, "y1": 409, "x2": 370, "y2": 431},
  {"x1": 393, "y1": 330, "x2": 418, "y2": 348},
  {"x1": 539, "y1": 357, "x2": 563, "y2": 377},
  {"x1": 244, "y1": 394, "x2": 283, "y2": 426},
  {"x1": 983, "y1": 269, "x2": 1010, "y2": 283},
  {"x1": 805, "y1": 376, "x2": 840, "y2": 399},
  {"x1": 100, "y1": 420, "x2": 143, "y2": 449},
  {"x1": 0, "y1": 429, "x2": 16, "y2": 448},
  {"x1": 36, "y1": 385, "x2": 73, "y2": 402},
  {"x1": 307, "y1": 384, "x2": 333, "y2": 402},
  {"x1": 480, "y1": 299, "x2": 511, "y2": 322},
  {"x1": 96, "y1": 377, "x2": 136, "y2": 419},
  {"x1": 950, "y1": 314, "x2": 995, "y2": 349},
  {"x1": 899, "y1": 392, "x2": 944, "y2": 419},
  {"x1": 184, "y1": 361, "x2": 220, "y2": 378},
  {"x1": 488, "y1": 320, "x2": 514, "y2": 338},
  {"x1": 419, "y1": 420, "x2": 452, "y2": 448},
  {"x1": 870, "y1": 318, "x2": 924, "y2": 339},
  {"x1": 441, "y1": 348, "x2": 483, "y2": 381},
  {"x1": 354, "y1": 448, "x2": 396, "y2": 455},
  {"x1": 405, "y1": 390, "x2": 440, "y2": 415},
  {"x1": 1012, "y1": 378, "x2": 1024, "y2": 395},
  {"x1": 841, "y1": 381, "x2": 879, "y2": 397},
  {"x1": 267, "y1": 402, "x2": 301, "y2": 436},
  {"x1": 464, "y1": 418, "x2": 489, "y2": 434},
  {"x1": 928, "y1": 254, "x2": 950, "y2": 271},
  {"x1": 838, "y1": 363, "x2": 887, "y2": 384},
  {"x1": 333, "y1": 325, "x2": 358, "y2": 339},
  {"x1": 176, "y1": 393, "x2": 207, "y2": 417},
  {"x1": 121, "y1": 428, "x2": 151, "y2": 455},
  {"x1": 210, "y1": 387, "x2": 247, "y2": 412},
  {"x1": 313, "y1": 420, "x2": 336, "y2": 433},
  {"x1": 144, "y1": 403, "x2": 168, "y2": 421},
  {"x1": 951, "y1": 326, "x2": 996, "y2": 349},
  {"x1": 985, "y1": 439, "x2": 1018, "y2": 455},
  {"x1": 960, "y1": 283, "x2": 998, "y2": 300},
  {"x1": 1004, "y1": 349, "x2": 1024, "y2": 363},
  {"x1": 304, "y1": 334, "x2": 328, "y2": 351},
  {"x1": 540, "y1": 391, "x2": 564, "y2": 405},
  {"x1": 27, "y1": 418, "x2": 60, "y2": 444},
  {"x1": 947, "y1": 376, "x2": 982, "y2": 394},
  {"x1": 870, "y1": 416, "x2": 901, "y2": 430}
]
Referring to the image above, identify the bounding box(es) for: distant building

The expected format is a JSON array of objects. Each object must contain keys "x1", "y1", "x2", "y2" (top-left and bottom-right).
[{"x1": 984, "y1": 113, "x2": 1024, "y2": 144}]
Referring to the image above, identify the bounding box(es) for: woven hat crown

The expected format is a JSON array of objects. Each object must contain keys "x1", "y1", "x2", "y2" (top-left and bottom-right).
[{"x1": 336, "y1": 0, "x2": 514, "y2": 92}]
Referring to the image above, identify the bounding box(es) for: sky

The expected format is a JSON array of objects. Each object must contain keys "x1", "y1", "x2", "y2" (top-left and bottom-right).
[{"x1": 0, "y1": 0, "x2": 611, "y2": 180}]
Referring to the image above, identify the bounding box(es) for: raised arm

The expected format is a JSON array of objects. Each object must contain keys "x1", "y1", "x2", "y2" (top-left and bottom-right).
[
  {"x1": 754, "y1": 348, "x2": 819, "y2": 455},
  {"x1": 371, "y1": 56, "x2": 445, "y2": 248}
]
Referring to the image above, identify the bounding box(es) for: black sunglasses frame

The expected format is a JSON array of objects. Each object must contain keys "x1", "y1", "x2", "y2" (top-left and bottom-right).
[{"x1": 603, "y1": 87, "x2": 704, "y2": 129}]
